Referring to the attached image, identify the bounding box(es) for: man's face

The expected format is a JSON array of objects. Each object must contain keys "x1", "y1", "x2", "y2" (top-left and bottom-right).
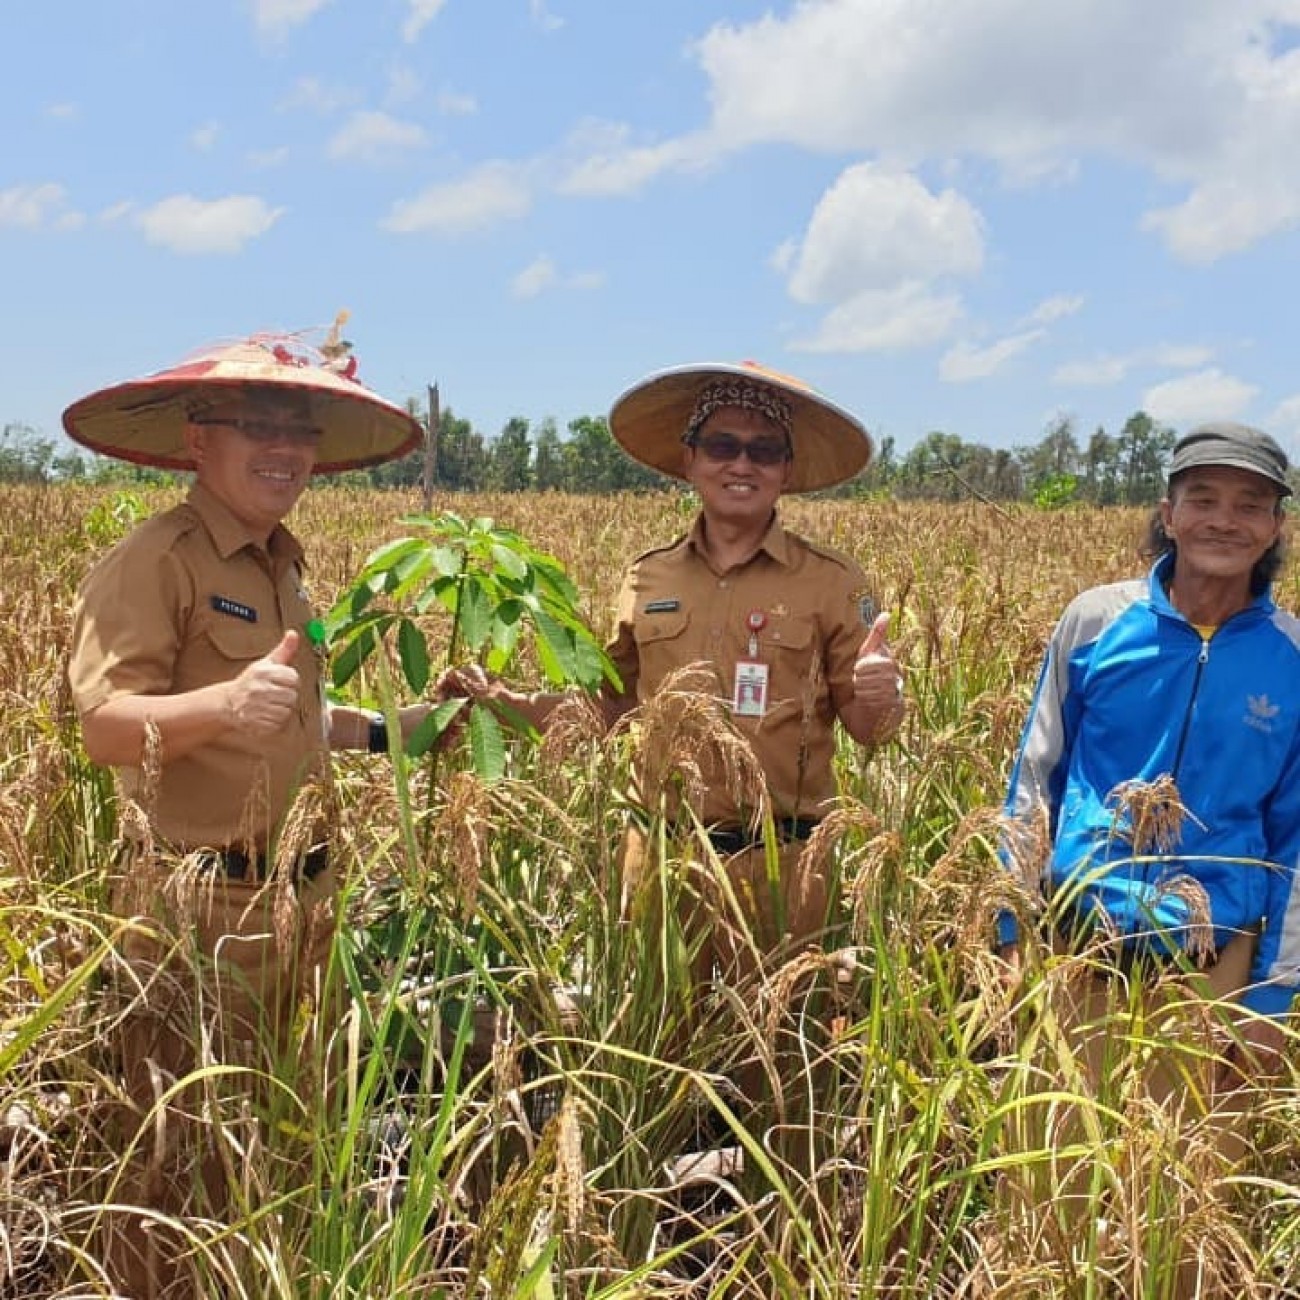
[
  {"x1": 683, "y1": 405, "x2": 793, "y2": 528},
  {"x1": 1161, "y1": 465, "x2": 1284, "y2": 587},
  {"x1": 183, "y1": 404, "x2": 321, "y2": 538}
]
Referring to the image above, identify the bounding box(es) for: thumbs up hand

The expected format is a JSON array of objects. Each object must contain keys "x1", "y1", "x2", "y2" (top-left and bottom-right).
[
  {"x1": 851, "y1": 612, "x2": 904, "y2": 715},
  {"x1": 226, "y1": 630, "x2": 302, "y2": 735}
]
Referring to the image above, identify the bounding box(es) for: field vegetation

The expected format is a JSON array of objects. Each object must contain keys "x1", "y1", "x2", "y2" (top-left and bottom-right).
[{"x1": 2, "y1": 481, "x2": 1299, "y2": 1297}]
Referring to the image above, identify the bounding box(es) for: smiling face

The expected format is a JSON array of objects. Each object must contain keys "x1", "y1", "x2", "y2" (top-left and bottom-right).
[
  {"x1": 683, "y1": 405, "x2": 794, "y2": 530},
  {"x1": 1160, "y1": 464, "x2": 1284, "y2": 592},
  {"x1": 183, "y1": 396, "x2": 321, "y2": 541}
]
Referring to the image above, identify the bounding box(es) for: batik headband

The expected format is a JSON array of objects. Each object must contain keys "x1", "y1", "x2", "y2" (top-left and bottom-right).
[{"x1": 685, "y1": 377, "x2": 794, "y2": 442}]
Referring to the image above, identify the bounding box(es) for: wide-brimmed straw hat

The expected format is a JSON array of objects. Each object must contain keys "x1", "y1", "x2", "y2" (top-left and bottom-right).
[
  {"x1": 608, "y1": 360, "x2": 872, "y2": 493},
  {"x1": 62, "y1": 320, "x2": 422, "y2": 473}
]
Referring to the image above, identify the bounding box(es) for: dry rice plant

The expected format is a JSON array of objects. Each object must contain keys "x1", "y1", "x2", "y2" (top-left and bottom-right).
[{"x1": 2, "y1": 482, "x2": 1299, "y2": 1297}]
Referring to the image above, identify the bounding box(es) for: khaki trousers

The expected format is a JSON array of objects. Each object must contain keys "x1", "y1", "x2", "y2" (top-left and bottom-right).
[
  {"x1": 100, "y1": 864, "x2": 338, "y2": 1300},
  {"x1": 620, "y1": 828, "x2": 828, "y2": 991},
  {"x1": 997, "y1": 927, "x2": 1261, "y2": 1300},
  {"x1": 619, "y1": 826, "x2": 833, "y2": 1142}
]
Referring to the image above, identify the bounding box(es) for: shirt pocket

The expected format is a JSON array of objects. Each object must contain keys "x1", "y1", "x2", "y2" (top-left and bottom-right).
[
  {"x1": 203, "y1": 615, "x2": 280, "y2": 667},
  {"x1": 633, "y1": 607, "x2": 696, "y2": 690},
  {"x1": 759, "y1": 614, "x2": 815, "y2": 658},
  {"x1": 757, "y1": 616, "x2": 822, "y2": 711}
]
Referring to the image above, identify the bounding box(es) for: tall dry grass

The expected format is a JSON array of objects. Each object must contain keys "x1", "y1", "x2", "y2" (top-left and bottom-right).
[{"x1": 1, "y1": 481, "x2": 1297, "y2": 1297}]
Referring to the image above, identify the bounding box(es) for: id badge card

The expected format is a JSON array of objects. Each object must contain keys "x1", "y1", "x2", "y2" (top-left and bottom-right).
[{"x1": 733, "y1": 660, "x2": 770, "y2": 717}]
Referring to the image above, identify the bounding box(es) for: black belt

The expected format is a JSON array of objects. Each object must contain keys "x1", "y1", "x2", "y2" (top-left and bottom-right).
[
  {"x1": 705, "y1": 818, "x2": 820, "y2": 856},
  {"x1": 195, "y1": 846, "x2": 329, "y2": 883}
]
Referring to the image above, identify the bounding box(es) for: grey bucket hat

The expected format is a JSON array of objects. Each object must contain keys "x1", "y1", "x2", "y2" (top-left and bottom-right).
[{"x1": 1169, "y1": 421, "x2": 1291, "y2": 496}]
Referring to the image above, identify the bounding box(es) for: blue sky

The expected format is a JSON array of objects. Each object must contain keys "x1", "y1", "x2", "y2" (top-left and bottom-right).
[{"x1": 9, "y1": 0, "x2": 1300, "y2": 464}]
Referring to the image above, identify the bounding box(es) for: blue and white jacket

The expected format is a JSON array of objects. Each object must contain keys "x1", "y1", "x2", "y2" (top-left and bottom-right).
[{"x1": 1001, "y1": 551, "x2": 1300, "y2": 1017}]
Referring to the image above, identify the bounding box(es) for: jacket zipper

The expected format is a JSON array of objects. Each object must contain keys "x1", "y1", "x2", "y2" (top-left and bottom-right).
[{"x1": 1169, "y1": 631, "x2": 1210, "y2": 778}]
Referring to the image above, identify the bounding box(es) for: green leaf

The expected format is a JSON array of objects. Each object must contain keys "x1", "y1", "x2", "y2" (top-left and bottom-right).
[
  {"x1": 427, "y1": 543, "x2": 464, "y2": 578},
  {"x1": 457, "y1": 577, "x2": 495, "y2": 652},
  {"x1": 330, "y1": 618, "x2": 391, "y2": 688},
  {"x1": 396, "y1": 618, "x2": 431, "y2": 695},
  {"x1": 405, "y1": 697, "x2": 467, "y2": 758},
  {"x1": 533, "y1": 606, "x2": 581, "y2": 682},
  {"x1": 358, "y1": 535, "x2": 426, "y2": 575},
  {"x1": 515, "y1": 1237, "x2": 558, "y2": 1299},
  {"x1": 488, "y1": 541, "x2": 529, "y2": 581},
  {"x1": 493, "y1": 598, "x2": 526, "y2": 627},
  {"x1": 416, "y1": 573, "x2": 461, "y2": 615},
  {"x1": 385, "y1": 546, "x2": 435, "y2": 599},
  {"x1": 468, "y1": 705, "x2": 507, "y2": 782}
]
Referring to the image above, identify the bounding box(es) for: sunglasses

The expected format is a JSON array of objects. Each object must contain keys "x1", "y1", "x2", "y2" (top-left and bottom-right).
[
  {"x1": 193, "y1": 416, "x2": 323, "y2": 446},
  {"x1": 687, "y1": 432, "x2": 792, "y2": 467}
]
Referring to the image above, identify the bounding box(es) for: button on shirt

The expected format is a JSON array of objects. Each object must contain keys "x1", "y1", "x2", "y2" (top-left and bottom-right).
[
  {"x1": 605, "y1": 513, "x2": 870, "y2": 825},
  {"x1": 68, "y1": 483, "x2": 326, "y2": 850}
]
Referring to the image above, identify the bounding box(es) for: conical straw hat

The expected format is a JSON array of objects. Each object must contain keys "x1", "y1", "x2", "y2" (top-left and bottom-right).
[
  {"x1": 608, "y1": 360, "x2": 872, "y2": 493},
  {"x1": 63, "y1": 319, "x2": 422, "y2": 473}
]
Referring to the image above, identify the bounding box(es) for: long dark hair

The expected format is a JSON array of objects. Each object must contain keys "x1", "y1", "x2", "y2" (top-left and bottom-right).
[{"x1": 1141, "y1": 480, "x2": 1288, "y2": 596}]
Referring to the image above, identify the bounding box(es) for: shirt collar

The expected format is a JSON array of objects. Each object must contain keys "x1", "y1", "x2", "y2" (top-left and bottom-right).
[
  {"x1": 687, "y1": 511, "x2": 791, "y2": 566},
  {"x1": 188, "y1": 481, "x2": 305, "y2": 567}
]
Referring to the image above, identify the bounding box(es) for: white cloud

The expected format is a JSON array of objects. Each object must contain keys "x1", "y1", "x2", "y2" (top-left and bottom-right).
[
  {"x1": 776, "y1": 164, "x2": 982, "y2": 356},
  {"x1": 683, "y1": 1, "x2": 1300, "y2": 262},
  {"x1": 45, "y1": 102, "x2": 78, "y2": 121},
  {"x1": 512, "y1": 255, "x2": 558, "y2": 298},
  {"x1": 529, "y1": 0, "x2": 564, "y2": 31},
  {"x1": 384, "y1": 162, "x2": 532, "y2": 235},
  {"x1": 402, "y1": 0, "x2": 448, "y2": 43},
  {"x1": 1141, "y1": 171, "x2": 1300, "y2": 264},
  {"x1": 511, "y1": 254, "x2": 604, "y2": 299},
  {"x1": 135, "y1": 194, "x2": 285, "y2": 254},
  {"x1": 248, "y1": 146, "x2": 291, "y2": 169},
  {"x1": 280, "y1": 77, "x2": 357, "y2": 115},
  {"x1": 384, "y1": 65, "x2": 422, "y2": 106},
  {"x1": 1053, "y1": 355, "x2": 1130, "y2": 387},
  {"x1": 1265, "y1": 395, "x2": 1300, "y2": 452},
  {"x1": 1054, "y1": 343, "x2": 1216, "y2": 387},
  {"x1": 251, "y1": 0, "x2": 332, "y2": 39},
  {"x1": 327, "y1": 111, "x2": 427, "y2": 163},
  {"x1": 1024, "y1": 294, "x2": 1084, "y2": 326},
  {"x1": 190, "y1": 122, "x2": 220, "y2": 152},
  {"x1": 941, "y1": 330, "x2": 1045, "y2": 382},
  {"x1": 781, "y1": 163, "x2": 984, "y2": 305},
  {"x1": 791, "y1": 282, "x2": 964, "y2": 354},
  {"x1": 1147, "y1": 344, "x2": 1217, "y2": 370},
  {"x1": 556, "y1": 120, "x2": 708, "y2": 197},
  {"x1": 0, "y1": 183, "x2": 75, "y2": 230},
  {"x1": 1142, "y1": 367, "x2": 1258, "y2": 426},
  {"x1": 437, "y1": 87, "x2": 479, "y2": 117}
]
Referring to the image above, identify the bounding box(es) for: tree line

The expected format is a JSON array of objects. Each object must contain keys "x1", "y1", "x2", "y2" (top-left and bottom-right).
[{"x1": 3, "y1": 405, "x2": 1273, "y2": 506}]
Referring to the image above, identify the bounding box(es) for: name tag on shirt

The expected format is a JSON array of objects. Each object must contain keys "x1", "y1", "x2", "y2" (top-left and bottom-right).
[{"x1": 211, "y1": 595, "x2": 258, "y2": 623}]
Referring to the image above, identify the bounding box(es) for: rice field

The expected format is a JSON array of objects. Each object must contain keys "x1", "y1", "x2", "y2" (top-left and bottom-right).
[{"x1": 3, "y1": 480, "x2": 1299, "y2": 1298}]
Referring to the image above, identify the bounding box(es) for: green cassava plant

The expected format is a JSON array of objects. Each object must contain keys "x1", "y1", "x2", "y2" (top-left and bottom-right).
[{"x1": 321, "y1": 511, "x2": 619, "y2": 781}]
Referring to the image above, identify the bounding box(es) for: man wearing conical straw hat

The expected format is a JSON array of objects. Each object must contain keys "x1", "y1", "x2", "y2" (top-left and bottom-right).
[
  {"x1": 454, "y1": 359, "x2": 905, "y2": 1108},
  {"x1": 64, "y1": 320, "x2": 430, "y2": 1299}
]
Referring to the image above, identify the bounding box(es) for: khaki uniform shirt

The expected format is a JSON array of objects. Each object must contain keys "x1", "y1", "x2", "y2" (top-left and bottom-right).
[
  {"x1": 605, "y1": 512, "x2": 872, "y2": 826},
  {"x1": 68, "y1": 483, "x2": 326, "y2": 850}
]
